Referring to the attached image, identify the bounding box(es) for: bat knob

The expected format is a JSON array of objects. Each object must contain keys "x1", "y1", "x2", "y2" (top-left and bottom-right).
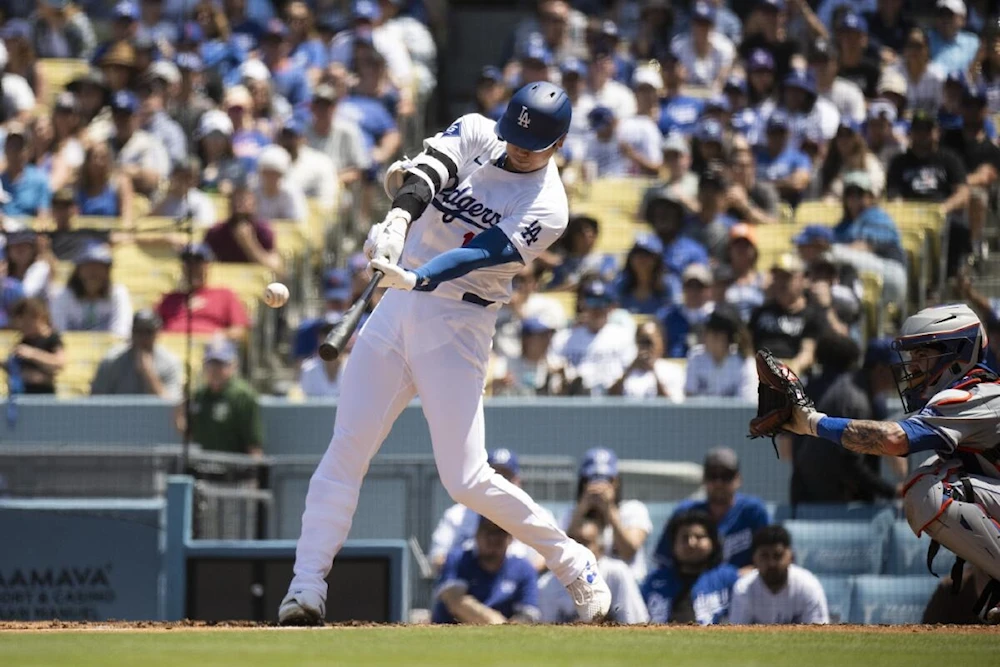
[{"x1": 318, "y1": 342, "x2": 340, "y2": 362}]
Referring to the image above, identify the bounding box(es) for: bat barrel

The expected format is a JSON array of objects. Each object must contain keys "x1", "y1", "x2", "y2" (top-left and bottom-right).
[{"x1": 318, "y1": 270, "x2": 383, "y2": 361}]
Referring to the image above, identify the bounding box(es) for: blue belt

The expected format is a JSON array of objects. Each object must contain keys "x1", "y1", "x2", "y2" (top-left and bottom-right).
[{"x1": 462, "y1": 292, "x2": 495, "y2": 308}]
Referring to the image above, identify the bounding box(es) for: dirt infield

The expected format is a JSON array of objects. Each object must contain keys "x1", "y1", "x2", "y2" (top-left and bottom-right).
[{"x1": 1, "y1": 620, "x2": 995, "y2": 634}]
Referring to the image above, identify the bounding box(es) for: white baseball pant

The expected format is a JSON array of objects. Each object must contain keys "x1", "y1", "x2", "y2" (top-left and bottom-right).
[{"x1": 289, "y1": 289, "x2": 590, "y2": 598}]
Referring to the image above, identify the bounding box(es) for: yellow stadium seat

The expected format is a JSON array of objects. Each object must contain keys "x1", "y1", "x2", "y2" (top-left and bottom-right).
[
  {"x1": 38, "y1": 59, "x2": 90, "y2": 108},
  {"x1": 545, "y1": 290, "x2": 578, "y2": 320},
  {"x1": 58, "y1": 331, "x2": 122, "y2": 396},
  {"x1": 208, "y1": 263, "x2": 274, "y2": 318},
  {"x1": 794, "y1": 201, "x2": 841, "y2": 226},
  {"x1": 0, "y1": 331, "x2": 19, "y2": 397},
  {"x1": 157, "y1": 332, "x2": 217, "y2": 388},
  {"x1": 569, "y1": 178, "x2": 652, "y2": 254},
  {"x1": 271, "y1": 221, "x2": 310, "y2": 260}
]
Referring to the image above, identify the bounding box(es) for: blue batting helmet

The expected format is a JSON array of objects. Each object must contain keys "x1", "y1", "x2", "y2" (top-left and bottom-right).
[{"x1": 495, "y1": 82, "x2": 572, "y2": 152}]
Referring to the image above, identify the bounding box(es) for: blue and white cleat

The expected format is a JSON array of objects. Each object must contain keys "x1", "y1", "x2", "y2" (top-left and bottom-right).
[
  {"x1": 278, "y1": 589, "x2": 326, "y2": 626},
  {"x1": 565, "y1": 561, "x2": 611, "y2": 623}
]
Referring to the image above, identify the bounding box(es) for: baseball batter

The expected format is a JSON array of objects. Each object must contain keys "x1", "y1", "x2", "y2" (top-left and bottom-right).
[
  {"x1": 279, "y1": 82, "x2": 611, "y2": 625},
  {"x1": 782, "y1": 304, "x2": 1000, "y2": 621}
]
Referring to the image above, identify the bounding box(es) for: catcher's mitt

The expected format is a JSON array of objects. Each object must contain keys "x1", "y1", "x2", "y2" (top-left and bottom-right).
[{"x1": 748, "y1": 350, "x2": 814, "y2": 450}]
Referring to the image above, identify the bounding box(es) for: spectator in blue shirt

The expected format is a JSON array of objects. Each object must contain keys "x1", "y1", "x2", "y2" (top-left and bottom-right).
[
  {"x1": 746, "y1": 48, "x2": 777, "y2": 111},
  {"x1": 340, "y1": 47, "x2": 402, "y2": 174},
  {"x1": 91, "y1": 1, "x2": 141, "y2": 66},
  {"x1": 655, "y1": 448, "x2": 770, "y2": 572},
  {"x1": 544, "y1": 215, "x2": 617, "y2": 291},
  {"x1": 259, "y1": 19, "x2": 312, "y2": 111},
  {"x1": 137, "y1": 75, "x2": 187, "y2": 166},
  {"x1": 754, "y1": 111, "x2": 812, "y2": 205},
  {"x1": 659, "y1": 263, "x2": 715, "y2": 359},
  {"x1": 431, "y1": 516, "x2": 540, "y2": 625},
  {"x1": 0, "y1": 246, "x2": 27, "y2": 330},
  {"x1": 1, "y1": 124, "x2": 51, "y2": 220},
  {"x1": 615, "y1": 234, "x2": 672, "y2": 315},
  {"x1": 292, "y1": 268, "x2": 354, "y2": 365},
  {"x1": 656, "y1": 51, "x2": 704, "y2": 136},
  {"x1": 285, "y1": 2, "x2": 328, "y2": 81},
  {"x1": 929, "y1": 0, "x2": 979, "y2": 74},
  {"x1": 642, "y1": 508, "x2": 739, "y2": 624},
  {"x1": 641, "y1": 185, "x2": 710, "y2": 299}
]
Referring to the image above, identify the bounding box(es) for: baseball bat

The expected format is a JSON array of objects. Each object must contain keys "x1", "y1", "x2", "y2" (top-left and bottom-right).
[{"x1": 318, "y1": 270, "x2": 384, "y2": 361}]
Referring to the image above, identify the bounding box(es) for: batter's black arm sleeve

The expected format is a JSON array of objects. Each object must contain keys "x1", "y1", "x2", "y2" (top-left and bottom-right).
[{"x1": 392, "y1": 146, "x2": 459, "y2": 220}]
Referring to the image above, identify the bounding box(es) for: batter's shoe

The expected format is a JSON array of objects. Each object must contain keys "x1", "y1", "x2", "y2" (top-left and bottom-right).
[
  {"x1": 986, "y1": 606, "x2": 1000, "y2": 625},
  {"x1": 278, "y1": 589, "x2": 325, "y2": 626},
  {"x1": 566, "y1": 561, "x2": 611, "y2": 623}
]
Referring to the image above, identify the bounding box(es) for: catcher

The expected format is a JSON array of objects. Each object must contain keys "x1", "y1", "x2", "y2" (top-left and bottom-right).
[{"x1": 750, "y1": 304, "x2": 1000, "y2": 622}]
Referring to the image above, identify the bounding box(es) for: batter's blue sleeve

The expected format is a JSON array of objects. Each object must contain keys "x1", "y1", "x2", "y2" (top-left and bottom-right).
[{"x1": 412, "y1": 225, "x2": 523, "y2": 289}]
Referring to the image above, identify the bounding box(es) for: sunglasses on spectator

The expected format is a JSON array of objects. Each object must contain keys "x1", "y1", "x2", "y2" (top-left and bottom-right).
[
  {"x1": 636, "y1": 337, "x2": 655, "y2": 348},
  {"x1": 541, "y1": 13, "x2": 567, "y2": 24},
  {"x1": 704, "y1": 469, "x2": 737, "y2": 482}
]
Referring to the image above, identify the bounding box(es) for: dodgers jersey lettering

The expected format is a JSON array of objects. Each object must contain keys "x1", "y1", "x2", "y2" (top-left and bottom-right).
[{"x1": 402, "y1": 113, "x2": 569, "y2": 305}]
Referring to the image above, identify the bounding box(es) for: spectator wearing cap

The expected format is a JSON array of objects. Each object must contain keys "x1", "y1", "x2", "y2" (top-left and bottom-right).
[
  {"x1": 430, "y1": 448, "x2": 553, "y2": 573},
  {"x1": 631, "y1": 63, "x2": 665, "y2": 135},
  {"x1": 431, "y1": 516, "x2": 540, "y2": 625},
  {"x1": 204, "y1": 178, "x2": 282, "y2": 274},
  {"x1": 5, "y1": 229, "x2": 50, "y2": 299},
  {"x1": 507, "y1": 1, "x2": 587, "y2": 70},
  {"x1": 684, "y1": 165, "x2": 736, "y2": 260},
  {"x1": 1, "y1": 124, "x2": 51, "y2": 220},
  {"x1": 221, "y1": 0, "x2": 268, "y2": 51},
  {"x1": 657, "y1": 448, "x2": 770, "y2": 571},
  {"x1": 809, "y1": 39, "x2": 865, "y2": 127},
  {"x1": 816, "y1": 0, "x2": 875, "y2": 28},
  {"x1": 655, "y1": 51, "x2": 706, "y2": 137},
  {"x1": 74, "y1": 142, "x2": 134, "y2": 228},
  {"x1": 553, "y1": 59, "x2": 592, "y2": 159},
  {"x1": 494, "y1": 265, "x2": 568, "y2": 361},
  {"x1": 816, "y1": 119, "x2": 886, "y2": 199},
  {"x1": 306, "y1": 83, "x2": 370, "y2": 190},
  {"x1": 685, "y1": 306, "x2": 757, "y2": 402},
  {"x1": 378, "y1": 0, "x2": 437, "y2": 102},
  {"x1": 563, "y1": 448, "x2": 653, "y2": 581},
  {"x1": 587, "y1": 42, "x2": 637, "y2": 120},
  {"x1": 180, "y1": 337, "x2": 263, "y2": 456},
  {"x1": 790, "y1": 333, "x2": 904, "y2": 505},
  {"x1": 469, "y1": 66, "x2": 509, "y2": 122},
  {"x1": 254, "y1": 145, "x2": 308, "y2": 225},
  {"x1": 738, "y1": 0, "x2": 799, "y2": 82},
  {"x1": 0, "y1": 42, "x2": 32, "y2": 123},
  {"x1": 865, "y1": 99, "x2": 905, "y2": 170},
  {"x1": 701, "y1": 94, "x2": 732, "y2": 131},
  {"x1": 170, "y1": 53, "x2": 212, "y2": 139},
  {"x1": 31, "y1": 1, "x2": 97, "y2": 60},
  {"x1": 491, "y1": 313, "x2": 566, "y2": 397},
  {"x1": 8, "y1": 297, "x2": 63, "y2": 394},
  {"x1": 865, "y1": 0, "x2": 914, "y2": 56},
  {"x1": 90, "y1": 308, "x2": 181, "y2": 398},
  {"x1": 190, "y1": 1, "x2": 247, "y2": 79},
  {"x1": 886, "y1": 110, "x2": 969, "y2": 275},
  {"x1": 66, "y1": 69, "x2": 110, "y2": 134},
  {"x1": 137, "y1": 0, "x2": 178, "y2": 53},
  {"x1": 516, "y1": 36, "x2": 554, "y2": 86},
  {"x1": 640, "y1": 185, "x2": 710, "y2": 296},
  {"x1": 658, "y1": 263, "x2": 715, "y2": 359},
  {"x1": 723, "y1": 223, "x2": 767, "y2": 321},
  {"x1": 538, "y1": 511, "x2": 650, "y2": 624},
  {"x1": 609, "y1": 320, "x2": 684, "y2": 401},
  {"x1": 727, "y1": 145, "x2": 779, "y2": 226},
  {"x1": 659, "y1": 133, "x2": 700, "y2": 207},
  {"x1": 233, "y1": 60, "x2": 292, "y2": 141},
  {"x1": 2, "y1": 19, "x2": 42, "y2": 100},
  {"x1": 150, "y1": 157, "x2": 215, "y2": 228},
  {"x1": 690, "y1": 119, "x2": 725, "y2": 175},
  {"x1": 781, "y1": 70, "x2": 839, "y2": 144},
  {"x1": 550, "y1": 279, "x2": 635, "y2": 396},
  {"x1": 50, "y1": 243, "x2": 133, "y2": 339},
  {"x1": 929, "y1": 0, "x2": 979, "y2": 73},
  {"x1": 156, "y1": 243, "x2": 249, "y2": 342},
  {"x1": 276, "y1": 118, "x2": 339, "y2": 211},
  {"x1": 257, "y1": 18, "x2": 312, "y2": 110},
  {"x1": 754, "y1": 111, "x2": 812, "y2": 205},
  {"x1": 643, "y1": 509, "x2": 739, "y2": 624},
  {"x1": 730, "y1": 525, "x2": 830, "y2": 625},
  {"x1": 582, "y1": 105, "x2": 662, "y2": 178},
  {"x1": 96, "y1": 39, "x2": 137, "y2": 95},
  {"x1": 222, "y1": 86, "x2": 269, "y2": 172},
  {"x1": 834, "y1": 12, "x2": 882, "y2": 98},
  {"x1": 942, "y1": 81, "x2": 1000, "y2": 260},
  {"x1": 194, "y1": 110, "x2": 244, "y2": 195},
  {"x1": 284, "y1": 2, "x2": 329, "y2": 84},
  {"x1": 90, "y1": 1, "x2": 140, "y2": 67},
  {"x1": 137, "y1": 73, "x2": 187, "y2": 166},
  {"x1": 725, "y1": 76, "x2": 758, "y2": 139},
  {"x1": 829, "y1": 171, "x2": 908, "y2": 301},
  {"x1": 938, "y1": 71, "x2": 974, "y2": 132},
  {"x1": 108, "y1": 90, "x2": 169, "y2": 197},
  {"x1": 745, "y1": 48, "x2": 777, "y2": 112},
  {"x1": 46, "y1": 187, "x2": 113, "y2": 261},
  {"x1": 37, "y1": 92, "x2": 86, "y2": 193},
  {"x1": 670, "y1": 1, "x2": 735, "y2": 91},
  {"x1": 297, "y1": 312, "x2": 349, "y2": 398},
  {"x1": 749, "y1": 253, "x2": 828, "y2": 374},
  {"x1": 291, "y1": 268, "x2": 354, "y2": 364},
  {"x1": 895, "y1": 26, "x2": 945, "y2": 115},
  {"x1": 615, "y1": 234, "x2": 672, "y2": 315},
  {"x1": 339, "y1": 43, "x2": 403, "y2": 159},
  {"x1": 543, "y1": 214, "x2": 617, "y2": 291},
  {"x1": 589, "y1": 17, "x2": 633, "y2": 86},
  {"x1": 328, "y1": 0, "x2": 415, "y2": 102}
]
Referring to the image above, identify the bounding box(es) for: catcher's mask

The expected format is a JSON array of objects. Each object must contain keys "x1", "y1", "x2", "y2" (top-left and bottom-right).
[{"x1": 891, "y1": 305, "x2": 985, "y2": 413}]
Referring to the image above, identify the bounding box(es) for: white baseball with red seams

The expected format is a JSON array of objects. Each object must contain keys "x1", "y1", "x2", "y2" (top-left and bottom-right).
[
  {"x1": 280, "y1": 113, "x2": 609, "y2": 624},
  {"x1": 263, "y1": 282, "x2": 289, "y2": 308}
]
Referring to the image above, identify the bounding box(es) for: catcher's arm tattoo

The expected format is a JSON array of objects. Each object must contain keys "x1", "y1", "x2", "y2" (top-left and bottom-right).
[{"x1": 840, "y1": 420, "x2": 910, "y2": 456}]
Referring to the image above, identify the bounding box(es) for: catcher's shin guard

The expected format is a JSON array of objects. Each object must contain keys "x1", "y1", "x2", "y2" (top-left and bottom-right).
[{"x1": 904, "y1": 460, "x2": 1000, "y2": 619}]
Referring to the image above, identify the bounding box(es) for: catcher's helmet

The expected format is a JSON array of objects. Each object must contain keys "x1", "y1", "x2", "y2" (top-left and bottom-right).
[
  {"x1": 892, "y1": 304, "x2": 986, "y2": 412},
  {"x1": 495, "y1": 82, "x2": 572, "y2": 152}
]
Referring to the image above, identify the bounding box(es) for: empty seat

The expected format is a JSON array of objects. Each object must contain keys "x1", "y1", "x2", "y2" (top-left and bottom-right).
[
  {"x1": 848, "y1": 575, "x2": 937, "y2": 624},
  {"x1": 785, "y1": 519, "x2": 888, "y2": 575},
  {"x1": 773, "y1": 503, "x2": 899, "y2": 523},
  {"x1": 815, "y1": 574, "x2": 853, "y2": 624},
  {"x1": 885, "y1": 520, "x2": 957, "y2": 576}
]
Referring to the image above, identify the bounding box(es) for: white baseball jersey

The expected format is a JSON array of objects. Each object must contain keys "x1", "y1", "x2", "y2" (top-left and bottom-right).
[
  {"x1": 550, "y1": 322, "x2": 637, "y2": 394},
  {"x1": 621, "y1": 359, "x2": 685, "y2": 401},
  {"x1": 429, "y1": 502, "x2": 555, "y2": 565},
  {"x1": 401, "y1": 113, "x2": 569, "y2": 305},
  {"x1": 728, "y1": 564, "x2": 830, "y2": 625},
  {"x1": 537, "y1": 557, "x2": 650, "y2": 624},
  {"x1": 583, "y1": 116, "x2": 663, "y2": 178}
]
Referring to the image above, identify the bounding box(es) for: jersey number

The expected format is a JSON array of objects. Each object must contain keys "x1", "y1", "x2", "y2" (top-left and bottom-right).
[
  {"x1": 521, "y1": 220, "x2": 542, "y2": 247},
  {"x1": 462, "y1": 232, "x2": 474, "y2": 247}
]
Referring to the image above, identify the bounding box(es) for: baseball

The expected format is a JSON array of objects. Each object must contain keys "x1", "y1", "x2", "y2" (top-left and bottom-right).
[{"x1": 264, "y1": 282, "x2": 290, "y2": 308}]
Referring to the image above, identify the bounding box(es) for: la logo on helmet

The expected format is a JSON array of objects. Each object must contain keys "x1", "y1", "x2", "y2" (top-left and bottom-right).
[{"x1": 517, "y1": 106, "x2": 531, "y2": 128}]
